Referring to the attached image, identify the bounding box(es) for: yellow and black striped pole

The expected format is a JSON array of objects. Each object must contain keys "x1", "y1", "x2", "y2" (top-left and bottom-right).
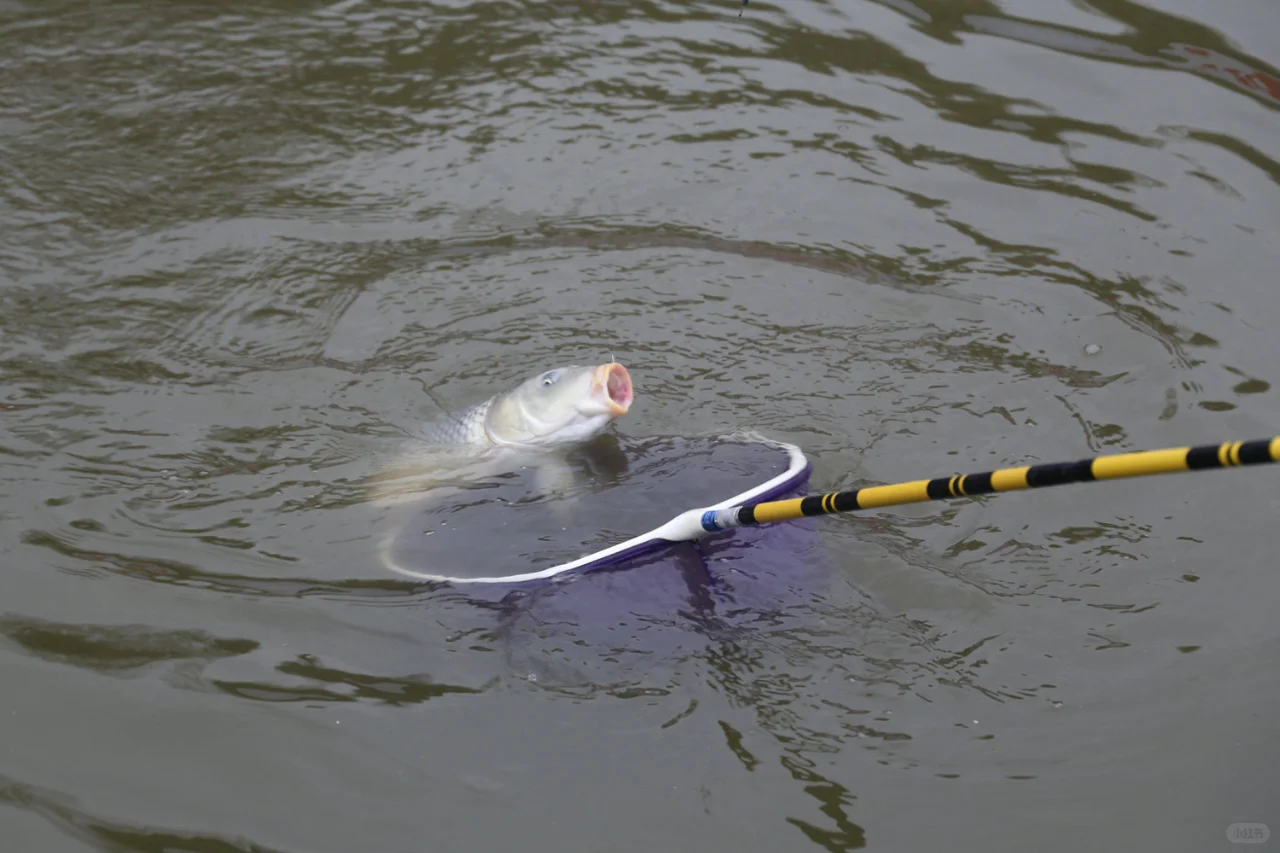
[{"x1": 698, "y1": 436, "x2": 1280, "y2": 533}]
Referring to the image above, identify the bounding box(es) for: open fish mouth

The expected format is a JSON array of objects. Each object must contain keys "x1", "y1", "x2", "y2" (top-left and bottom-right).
[{"x1": 594, "y1": 362, "x2": 634, "y2": 415}]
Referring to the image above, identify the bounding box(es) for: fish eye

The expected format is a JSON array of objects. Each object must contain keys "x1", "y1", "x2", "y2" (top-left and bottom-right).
[{"x1": 540, "y1": 370, "x2": 560, "y2": 387}]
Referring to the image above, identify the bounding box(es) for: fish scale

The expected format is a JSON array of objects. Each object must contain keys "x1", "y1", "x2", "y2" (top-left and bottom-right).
[{"x1": 415, "y1": 398, "x2": 495, "y2": 446}]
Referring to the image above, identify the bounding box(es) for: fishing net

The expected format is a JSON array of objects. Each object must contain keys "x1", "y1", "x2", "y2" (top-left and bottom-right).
[{"x1": 378, "y1": 432, "x2": 811, "y2": 584}]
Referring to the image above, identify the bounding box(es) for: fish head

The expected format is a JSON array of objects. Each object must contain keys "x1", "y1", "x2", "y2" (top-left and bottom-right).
[{"x1": 484, "y1": 361, "x2": 635, "y2": 448}]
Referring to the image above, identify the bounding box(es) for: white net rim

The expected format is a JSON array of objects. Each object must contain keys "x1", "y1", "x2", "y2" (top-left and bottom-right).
[{"x1": 379, "y1": 433, "x2": 810, "y2": 585}]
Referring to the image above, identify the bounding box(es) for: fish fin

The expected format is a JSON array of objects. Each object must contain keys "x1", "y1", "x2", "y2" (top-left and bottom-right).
[
  {"x1": 532, "y1": 457, "x2": 576, "y2": 498},
  {"x1": 364, "y1": 447, "x2": 508, "y2": 508}
]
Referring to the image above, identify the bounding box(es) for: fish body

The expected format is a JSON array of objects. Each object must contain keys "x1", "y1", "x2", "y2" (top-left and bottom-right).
[
  {"x1": 417, "y1": 361, "x2": 633, "y2": 449},
  {"x1": 367, "y1": 361, "x2": 635, "y2": 506}
]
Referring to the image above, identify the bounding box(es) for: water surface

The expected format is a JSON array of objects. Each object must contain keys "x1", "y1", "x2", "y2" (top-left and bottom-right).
[{"x1": 2, "y1": 0, "x2": 1279, "y2": 850}]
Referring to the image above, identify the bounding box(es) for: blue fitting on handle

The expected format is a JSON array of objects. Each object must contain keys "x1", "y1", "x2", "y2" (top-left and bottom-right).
[{"x1": 701, "y1": 510, "x2": 720, "y2": 531}]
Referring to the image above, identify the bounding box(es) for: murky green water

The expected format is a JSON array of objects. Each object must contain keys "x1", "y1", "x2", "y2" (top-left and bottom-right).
[{"x1": 3, "y1": 0, "x2": 1279, "y2": 849}]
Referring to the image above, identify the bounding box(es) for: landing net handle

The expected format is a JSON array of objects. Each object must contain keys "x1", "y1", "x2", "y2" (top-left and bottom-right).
[{"x1": 702, "y1": 437, "x2": 1280, "y2": 532}]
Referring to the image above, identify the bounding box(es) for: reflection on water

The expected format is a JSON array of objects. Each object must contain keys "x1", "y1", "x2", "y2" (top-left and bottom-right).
[
  {"x1": 2, "y1": 0, "x2": 1278, "y2": 849},
  {"x1": 0, "y1": 775, "x2": 283, "y2": 853}
]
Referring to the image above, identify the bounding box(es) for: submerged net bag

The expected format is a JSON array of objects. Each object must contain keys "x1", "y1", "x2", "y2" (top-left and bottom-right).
[{"x1": 378, "y1": 432, "x2": 812, "y2": 585}]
